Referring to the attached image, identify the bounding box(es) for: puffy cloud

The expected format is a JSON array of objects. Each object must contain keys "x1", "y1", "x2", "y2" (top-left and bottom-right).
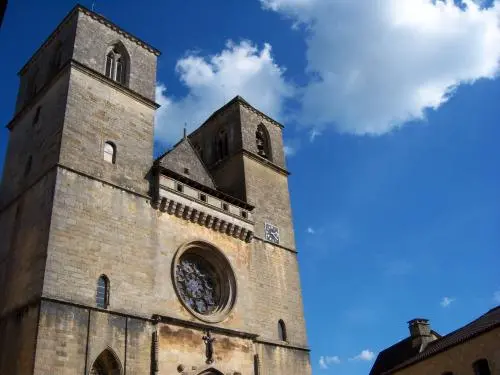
[
  {"x1": 319, "y1": 355, "x2": 341, "y2": 369},
  {"x1": 440, "y1": 296, "x2": 456, "y2": 307},
  {"x1": 155, "y1": 41, "x2": 294, "y2": 144},
  {"x1": 306, "y1": 227, "x2": 315, "y2": 234},
  {"x1": 349, "y1": 349, "x2": 376, "y2": 362},
  {"x1": 261, "y1": 0, "x2": 500, "y2": 134},
  {"x1": 493, "y1": 290, "x2": 500, "y2": 303}
]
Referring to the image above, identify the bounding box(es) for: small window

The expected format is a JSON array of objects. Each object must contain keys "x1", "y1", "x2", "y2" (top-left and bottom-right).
[
  {"x1": 473, "y1": 359, "x2": 491, "y2": 375},
  {"x1": 222, "y1": 203, "x2": 229, "y2": 211},
  {"x1": 183, "y1": 167, "x2": 190, "y2": 175},
  {"x1": 96, "y1": 275, "x2": 110, "y2": 309},
  {"x1": 103, "y1": 142, "x2": 116, "y2": 164},
  {"x1": 278, "y1": 319, "x2": 287, "y2": 341},
  {"x1": 24, "y1": 156, "x2": 32, "y2": 176},
  {"x1": 200, "y1": 193, "x2": 207, "y2": 202},
  {"x1": 33, "y1": 106, "x2": 41, "y2": 126},
  {"x1": 241, "y1": 210, "x2": 248, "y2": 219},
  {"x1": 177, "y1": 184, "x2": 184, "y2": 193}
]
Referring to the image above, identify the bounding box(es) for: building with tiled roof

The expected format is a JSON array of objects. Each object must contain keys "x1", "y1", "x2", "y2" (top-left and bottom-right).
[{"x1": 370, "y1": 306, "x2": 500, "y2": 375}]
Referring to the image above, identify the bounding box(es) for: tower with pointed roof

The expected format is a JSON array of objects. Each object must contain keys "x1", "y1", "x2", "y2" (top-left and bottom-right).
[{"x1": 0, "y1": 5, "x2": 311, "y2": 375}]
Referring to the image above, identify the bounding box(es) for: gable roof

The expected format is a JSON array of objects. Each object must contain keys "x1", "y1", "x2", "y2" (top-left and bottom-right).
[
  {"x1": 155, "y1": 137, "x2": 216, "y2": 189},
  {"x1": 369, "y1": 337, "x2": 421, "y2": 375},
  {"x1": 386, "y1": 305, "x2": 500, "y2": 373},
  {"x1": 371, "y1": 306, "x2": 500, "y2": 375}
]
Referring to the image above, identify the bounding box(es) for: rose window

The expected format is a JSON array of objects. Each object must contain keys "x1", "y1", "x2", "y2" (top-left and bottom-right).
[{"x1": 173, "y1": 242, "x2": 237, "y2": 322}]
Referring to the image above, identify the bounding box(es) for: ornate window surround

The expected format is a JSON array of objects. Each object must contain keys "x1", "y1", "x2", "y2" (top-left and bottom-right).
[{"x1": 172, "y1": 241, "x2": 237, "y2": 323}]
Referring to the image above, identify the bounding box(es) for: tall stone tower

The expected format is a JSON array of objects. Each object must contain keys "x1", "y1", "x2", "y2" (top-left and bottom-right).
[{"x1": 0, "y1": 5, "x2": 312, "y2": 375}]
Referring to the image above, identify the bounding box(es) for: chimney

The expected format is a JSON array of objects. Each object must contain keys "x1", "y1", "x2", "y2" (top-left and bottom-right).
[{"x1": 408, "y1": 318, "x2": 434, "y2": 351}]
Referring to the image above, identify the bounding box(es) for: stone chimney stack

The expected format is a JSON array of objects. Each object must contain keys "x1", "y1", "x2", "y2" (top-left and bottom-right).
[{"x1": 408, "y1": 318, "x2": 434, "y2": 351}]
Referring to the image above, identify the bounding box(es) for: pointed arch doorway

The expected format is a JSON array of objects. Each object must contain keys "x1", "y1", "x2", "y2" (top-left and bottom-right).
[
  {"x1": 89, "y1": 348, "x2": 122, "y2": 375},
  {"x1": 198, "y1": 369, "x2": 224, "y2": 375}
]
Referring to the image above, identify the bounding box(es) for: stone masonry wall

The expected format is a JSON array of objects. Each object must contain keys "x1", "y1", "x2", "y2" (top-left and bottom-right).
[
  {"x1": 257, "y1": 343, "x2": 312, "y2": 375},
  {"x1": 1, "y1": 70, "x2": 69, "y2": 206},
  {"x1": 158, "y1": 323, "x2": 254, "y2": 375},
  {"x1": 60, "y1": 68, "x2": 156, "y2": 195},
  {"x1": 393, "y1": 327, "x2": 500, "y2": 375},
  {"x1": 0, "y1": 303, "x2": 39, "y2": 375},
  {"x1": 239, "y1": 105, "x2": 286, "y2": 170},
  {"x1": 15, "y1": 12, "x2": 77, "y2": 113},
  {"x1": 33, "y1": 300, "x2": 154, "y2": 375},
  {"x1": 73, "y1": 11, "x2": 158, "y2": 101},
  {"x1": 44, "y1": 167, "x2": 255, "y2": 328},
  {"x1": 0, "y1": 169, "x2": 56, "y2": 315},
  {"x1": 249, "y1": 239, "x2": 308, "y2": 346},
  {"x1": 243, "y1": 156, "x2": 296, "y2": 250}
]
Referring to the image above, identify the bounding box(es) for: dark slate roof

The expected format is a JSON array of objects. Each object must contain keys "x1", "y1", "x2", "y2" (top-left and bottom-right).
[
  {"x1": 156, "y1": 137, "x2": 216, "y2": 189},
  {"x1": 387, "y1": 306, "x2": 500, "y2": 373},
  {"x1": 369, "y1": 337, "x2": 421, "y2": 375},
  {"x1": 371, "y1": 306, "x2": 500, "y2": 375}
]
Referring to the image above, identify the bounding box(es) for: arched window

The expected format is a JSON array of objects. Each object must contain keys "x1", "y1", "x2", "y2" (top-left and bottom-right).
[
  {"x1": 216, "y1": 129, "x2": 229, "y2": 161},
  {"x1": 256, "y1": 124, "x2": 272, "y2": 160},
  {"x1": 278, "y1": 319, "x2": 287, "y2": 341},
  {"x1": 90, "y1": 348, "x2": 122, "y2": 375},
  {"x1": 96, "y1": 275, "x2": 110, "y2": 309},
  {"x1": 105, "y1": 43, "x2": 129, "y2": 85},
  {"x1": 103, "y1": 142, "x2": 116, "y2": 164},
  {"x1": 473, "y1": 359, "x2": 491, "y2": 375}
]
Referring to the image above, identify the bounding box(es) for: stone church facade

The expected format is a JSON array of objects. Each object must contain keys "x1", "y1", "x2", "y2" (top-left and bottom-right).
[{"x1": 0, "y1": 4, "x2": 311, "y2": 375}]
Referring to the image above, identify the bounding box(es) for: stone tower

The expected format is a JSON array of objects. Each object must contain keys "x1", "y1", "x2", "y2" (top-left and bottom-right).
[{"x1": 0, "y1": 4, "x2": 312, "y2": 375}]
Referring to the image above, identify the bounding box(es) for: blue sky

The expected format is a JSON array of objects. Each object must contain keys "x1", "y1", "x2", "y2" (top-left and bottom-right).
[{"x1": 1, "y1": 1, "x2": 499, "y2": 373}]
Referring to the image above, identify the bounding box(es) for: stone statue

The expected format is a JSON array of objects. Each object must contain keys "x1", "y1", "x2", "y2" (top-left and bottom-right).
[{"x1": 202, "y1": 330, "x2": 216, "y2": 364}]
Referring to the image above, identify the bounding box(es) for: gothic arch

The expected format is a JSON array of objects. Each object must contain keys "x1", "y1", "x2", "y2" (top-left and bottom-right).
[
  {"x1": 89, "y1": 347, "x2": 122, "y2": 375},
  {"x1": 256, "y1": 123, "x2": 272, "y2": 161},
  {"x1": 197, "y1": 368, "x2": 224, "y2": 375},
  {"x1": 104, "y1": 41, "x2": 130, "y2": 86}
]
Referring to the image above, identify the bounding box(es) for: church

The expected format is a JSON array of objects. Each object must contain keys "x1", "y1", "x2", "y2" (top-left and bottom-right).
[{"x1": 0, "y1": 4, "x2": 312, "y2": 375}]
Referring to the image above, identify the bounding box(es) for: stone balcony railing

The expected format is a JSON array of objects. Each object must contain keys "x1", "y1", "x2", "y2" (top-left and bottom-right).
[{"x1": 155, "y1": 175, "x2": 254, "y2": 243}]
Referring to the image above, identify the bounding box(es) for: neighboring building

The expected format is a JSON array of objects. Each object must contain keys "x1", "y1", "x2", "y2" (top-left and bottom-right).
[
  {"x1": 370, "y1": 306, "x2": 500, "y2": 375},
  {"x1": 0, "y1": 4, "x2": 312, "y2": 375}
]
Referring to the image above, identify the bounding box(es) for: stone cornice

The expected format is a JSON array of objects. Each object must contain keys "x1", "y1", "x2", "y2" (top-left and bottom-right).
[
  {"x1": 255, "y1": 337, "x2": 310, "y2": 352},
  {"x1": 76, "y1": 5, "x2": 161, "y2": 56},
  {"x1": 18, "y1": 4, "x2": 160, "y2": 76},
  {"x1": 71, "y1": 60, "x2": 160, "y2": 109},
  {"x1": 241, "y1": 149, "x2": 290, "y2": 176},
  {"x1": 155, "y1": 184, "x2": 254, "y2": 243}
]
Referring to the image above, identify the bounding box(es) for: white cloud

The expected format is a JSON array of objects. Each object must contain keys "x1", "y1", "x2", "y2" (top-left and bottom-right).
[
  {"x1": 309, "y1": 128, "x2": 321, "y2": 142},
  {"x1": 155, "y1": 41, "x2": 294, "y2": 144},
  {"x1": 307, "y1": 227, "x2": 315, "y2": 234},
  {"x1": 284, "y1": 144, "x2": 296, "y2": 156},
  {"x1": 493, "y1": 290, "x2": 500, "y2": 303},
  {"x1": 349, "y1": 349, "x2": 376, "y2": 362},
  {"x1": 440, "y1": 296, "x2": 456, "y2": 307},
  {"x1": 261, "y1": 0, "x2": 500, "y2": 135},
  {"x1": 319, "y1": 355, "x2": 341, "y2": 369}
]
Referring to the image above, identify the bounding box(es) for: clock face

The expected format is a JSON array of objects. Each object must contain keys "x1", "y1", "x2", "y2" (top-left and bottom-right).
[{"x1": 264, "y1": 223, "x2": 280, "y2": 244}]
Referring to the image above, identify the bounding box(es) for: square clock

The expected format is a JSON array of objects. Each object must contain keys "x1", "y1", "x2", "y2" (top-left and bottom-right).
[{"x1": 264, "y1": 223, "x2": 280, "y2": 244}]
